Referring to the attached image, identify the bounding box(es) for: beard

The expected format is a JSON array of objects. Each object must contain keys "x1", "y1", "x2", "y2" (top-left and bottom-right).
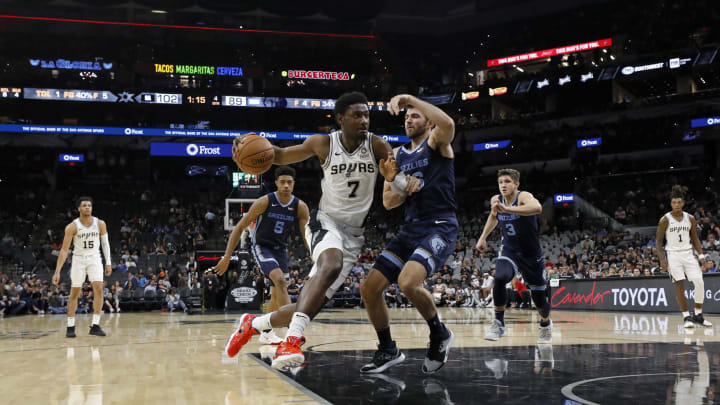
[{"x1": 407, "y1": 126, "x2": 427, "y2": 139}]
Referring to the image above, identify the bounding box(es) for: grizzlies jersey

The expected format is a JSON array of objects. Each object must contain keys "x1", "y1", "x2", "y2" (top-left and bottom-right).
[
  {"x1": 253, "y1": 192, "x2": 299, "y2": 250},
  {"x1": 319, "y1": 131, "x2": 377, "y2": 228},
  {"x1": 663, "y1": 211, "x2": 693, "y2": 251},
  {"x1": 73, "y1": 217, "x2": 101, "y2": 256},
  {"x1": 497, "y1": 192, "x2": 542, "y2": 257},
  {"x1": 396, "y1": 138, "x2": 457, "y2": 222}
]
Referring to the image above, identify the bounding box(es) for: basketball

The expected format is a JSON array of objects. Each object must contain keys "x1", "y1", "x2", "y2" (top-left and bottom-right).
[{"x1": 233, "y1": 134, "x2": 275, "y2": 174}]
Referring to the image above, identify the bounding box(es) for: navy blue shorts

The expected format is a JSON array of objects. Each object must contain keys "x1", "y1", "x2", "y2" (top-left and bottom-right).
[
  {"x1": 374, "y1": 215, "x2": 458, "y2": 283},
  {"x1": 251, "y1": 244, "x2": 288, "y2": 286},
  {"x1": 498, "y1": 246, "x2": 547, "y2": 290}
]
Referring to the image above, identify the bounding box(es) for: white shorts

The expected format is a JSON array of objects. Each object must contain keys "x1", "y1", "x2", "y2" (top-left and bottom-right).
[
  {"x1": 71, "y1": 255, "x2": 103, "y2": 287},
  {"x1": 667, "y1": 250, "x2": 702, "y2": 281},
  {"x1": 306, "y1": 210, "x2": 364, "y2": 299}
]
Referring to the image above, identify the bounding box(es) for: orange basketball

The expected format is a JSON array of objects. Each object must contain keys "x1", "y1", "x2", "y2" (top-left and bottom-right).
[{"x1": 233, "y1": 134, "x2": 275, "y2": 174}]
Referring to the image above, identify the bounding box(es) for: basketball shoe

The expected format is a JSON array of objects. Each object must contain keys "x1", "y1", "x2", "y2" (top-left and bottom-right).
[
  {"x1": 360, "y1": 344, "x2": 405, "y2": 373},
  {"x1": 684, "y1": 315, "x2": 695, "y2": 328},
  {"x1": 693, "y1": 313, "x2": 712, "y2": 327},
  {"x1": 272, "y1": 336, "x2": 306, "y2": 370},
  {"x1": 422, "y1": 329, "x2": 454, "y2": 374},
  {"x1": 258, "y1": 329, "x2": 283, "y2": 345},
  {"x1": 225, "y1": 313, "x2": 259, "y2": 358}
]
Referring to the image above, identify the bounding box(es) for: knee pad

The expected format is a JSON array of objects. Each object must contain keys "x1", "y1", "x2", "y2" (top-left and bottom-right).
[
  {"x1": 690, "y1": 277, "x2": 705, "y2": 304},
  {"x1": 531, "y1": 288, "x2": 550, "y2": 318}
]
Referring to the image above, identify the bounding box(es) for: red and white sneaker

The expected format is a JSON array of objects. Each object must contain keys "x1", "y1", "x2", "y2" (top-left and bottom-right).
[
  {"x1": 271, "y1": 336, "x2": 306, "y2": 370},
  {"x1": 224, "y1": 314, "x2": 259, "y2": 358}
]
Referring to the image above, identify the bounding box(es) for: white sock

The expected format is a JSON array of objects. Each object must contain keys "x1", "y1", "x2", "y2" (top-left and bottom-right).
[
  {"x1": 696, "y1": 308, "x2": 702, "y2": 315},
  {"x1": 682, "y1": 311, "x2": 690, "y2": 318},
  {"x1": 92, "y1": 314, "x2": 101, "y2": 325},
  {"x1": 286, "y1": 312, "x2": 310, "y2": 339},
  {"x1": 251, "y1": 314, "x2": 273, "y2": 331},
  {"x1": 68, "y1": 317, "x2": 75, "y2": 327}
]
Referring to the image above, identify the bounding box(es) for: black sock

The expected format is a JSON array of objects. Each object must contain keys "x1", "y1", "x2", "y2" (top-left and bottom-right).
[
  {"x1": 540, "y1": 319, "x2": 550, "y2": 327},
  {"x1": 376, "y1": 327, "x2": 395, "y2": 350},
  {"x1": 262, "y1": 329, "x2": 271, "y2": 334},
  {"x1": 495, "y1": 311, "x2": 505, "y2": 326},
  {"x1": 426, "y1": 314, "x2": 448, "y2": 337}
]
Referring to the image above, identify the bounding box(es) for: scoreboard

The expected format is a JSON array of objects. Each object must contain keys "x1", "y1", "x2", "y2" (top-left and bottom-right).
[{"x1": 6, "y1": 86, "x2": 391, "y2": 111}]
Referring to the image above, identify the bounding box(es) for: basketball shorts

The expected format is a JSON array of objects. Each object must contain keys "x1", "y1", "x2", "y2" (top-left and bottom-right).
[
  {"x1": 306, "y1": 209, "x2": 364, "y2": 299},
  {"x1": 251, "y1": 244, "x2": 288, "y2": 287},
  {"x1": 374, "y1": 214, "x2": 458, "y2": 283},
  {"x1": 498, "y1": 246, "x2": 547, "y2": 290},
  {"x1": 71, "y1": 254, "x2": 103, "y2": 287},
  {"x1": 667, "y1": 250, "x2": 702, "y2": 282}
]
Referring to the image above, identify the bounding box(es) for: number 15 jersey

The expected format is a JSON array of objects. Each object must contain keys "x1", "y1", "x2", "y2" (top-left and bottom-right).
[{"x1": 319, "y1": 131, "x2": 377, "y2": 228}]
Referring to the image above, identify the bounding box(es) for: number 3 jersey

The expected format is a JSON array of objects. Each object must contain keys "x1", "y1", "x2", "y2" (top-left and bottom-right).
[
  {"x1": 253, "y1": 192, "x2": 299, "y2": 250},
  {"x1": 73, "y1": 216, "x2": 101, "y2": 257},
  {"x1": 319, "y1": 131, "x2": 377, "y2": 228},
  {"x1": 497, "y1": 192, "x2": 543, "y2": 258}
]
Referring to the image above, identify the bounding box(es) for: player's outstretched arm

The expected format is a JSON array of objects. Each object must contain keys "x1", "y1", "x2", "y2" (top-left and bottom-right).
[
  {"x1": 498, "y1": 191, "x2": 542, "y2": 216},
  {"x1": 389, "y1": 94, "x2": 455, "y2": 147},
  {"x1": 655, "y1": 217, "x2": 669, "y2": 273},
  {"x1": 272, "y1": 134, "x2": 329, "y2": 165},
  {"x1": 99, "y1": 220, "x2": 112, "y2": 276},
  {"x1": 52, "y1": 223, "x2": 76, "y2": 285},
  {"x1": 476, "y1": 196, "x2": 500, "y2": 252},
  {"x1": 214, "y1": 196, "x2": 269, "y2": 275},
  {"x1": 297, "y1": 200, "x2": 311, "y2": 254}
]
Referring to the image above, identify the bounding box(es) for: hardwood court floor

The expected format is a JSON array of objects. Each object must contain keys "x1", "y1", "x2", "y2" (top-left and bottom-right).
[{"x1": 1, "y1": 308, "x2": 718, "y2": 404}]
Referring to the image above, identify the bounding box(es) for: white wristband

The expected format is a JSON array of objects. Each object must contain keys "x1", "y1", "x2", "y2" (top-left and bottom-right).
[
  {"x1": 699, "y1": 254, "x2": 706, "y2": 260},
  {"x1": 389, "y1": 173, "x2": 408, "y2": 195}
]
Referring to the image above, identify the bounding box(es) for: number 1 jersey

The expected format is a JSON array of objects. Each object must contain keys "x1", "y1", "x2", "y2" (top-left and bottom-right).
[{"x1": 319, "y1": 131, "x2": 377, "y2": 228}]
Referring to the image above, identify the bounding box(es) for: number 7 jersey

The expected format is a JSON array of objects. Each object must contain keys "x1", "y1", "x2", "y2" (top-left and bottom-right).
[{"x1": 320, "y1": 131, "x2": 377, "y2": 228}]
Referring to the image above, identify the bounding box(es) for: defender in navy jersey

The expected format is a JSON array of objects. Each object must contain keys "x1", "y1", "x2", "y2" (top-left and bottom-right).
[
  {"x1": 476, "y1": 169, "x2": 552, "y2": 343},
  {"x1": 215, "y1": 166, "x2": 310, "y2": 345},
  {"x1": 360, "y1": 93, "x2": 457, "y2": 375}
]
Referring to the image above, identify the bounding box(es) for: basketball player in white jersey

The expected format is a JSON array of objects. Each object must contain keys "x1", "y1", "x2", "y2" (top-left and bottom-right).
[
  {"x1": 656, "y1": 185, "x2": 711, "y2": 328},
  {"x1": 52, "y1": 197, "x2": 112, "y2": 337},
  {"x1": 223, "y1": 92, "x2": 407, "y2": 370}
]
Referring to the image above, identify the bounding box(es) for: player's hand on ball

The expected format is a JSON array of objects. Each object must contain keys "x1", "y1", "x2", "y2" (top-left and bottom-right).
[
  {"x1": 105, "y1": 265, "x2": 112, "y2": 276},
  {"x1": 388, "y1": 94, "x2": 411, "y2": 116},
  {"x1": 379, "y1": 152, "x2": 400, "y2": 181},
  {"x1": 476, "y1": 238, "x2": 487, "y2": 252},
  {"x1": 52, "y1": 273, "x2": 60, "y2": 286},
  {"x1": 214, "y1": 257, "x2": 230, "y2": 276},
  {"x1": 406, "y1": 175, "x2": 422, "y2": 195}
]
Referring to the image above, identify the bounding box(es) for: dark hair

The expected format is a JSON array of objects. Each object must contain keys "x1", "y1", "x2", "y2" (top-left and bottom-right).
[
  {"x1": 76, "y1": 196, "x2": 93, "y2": 208},
  {"x1": 670, "y1": 185, "x2": 685, "y2": 200},
  {"x1": 334, "y1": 92, "x2": 368, "y2": 117},
  {"x1": 497, "y1": 168, "x2": 520, "y2": 183},
  {"x1": 275, "y1": 165, "x2": 296, "y2": 179}
]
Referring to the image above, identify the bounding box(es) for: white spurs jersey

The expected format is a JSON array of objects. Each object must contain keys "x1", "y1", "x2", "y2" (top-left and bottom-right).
[
  {"x1": 664, "y1": 211, "x2": 693, "y2": 251},
  {"x1": 319, "y1": 131, "x2": 377, "y2": 228},
  {"x1": 73, "y1": 217, "x2": 101, "y2": 256}
]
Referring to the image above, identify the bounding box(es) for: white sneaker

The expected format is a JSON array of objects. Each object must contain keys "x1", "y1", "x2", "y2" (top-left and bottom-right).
[
  {"x1": 684, "y1": 316, "x2": 695, "y2": 329},
  {"x1": 259, "y1": 329, "x2": 283, "y2": 345},
  {"x1": 537, "y1": 320, "x2": 553, "y2": 343},
  {"x1": 484, "y1": 319, "x2": 507, "y2": 341}
]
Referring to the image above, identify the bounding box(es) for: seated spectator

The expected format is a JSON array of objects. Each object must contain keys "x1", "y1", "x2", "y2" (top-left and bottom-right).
[
  {"x1": 287, "y1": 279, "x2": 300, "y2": 302},
  {"x1": 704, "y1": 260, "x2": 717, "y2": 274},
  {"x1": 166, "y1": 288, "x2": 187, "y2": 312}
]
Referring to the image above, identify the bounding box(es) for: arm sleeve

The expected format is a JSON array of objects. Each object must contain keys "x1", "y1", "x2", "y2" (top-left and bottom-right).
[{"x1": 101, "y1": 234, "x2": 112, "y2": 265}]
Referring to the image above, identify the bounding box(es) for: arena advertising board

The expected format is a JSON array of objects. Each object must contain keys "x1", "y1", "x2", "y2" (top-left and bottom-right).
[
  {"x1": 551, "y1": 275, "x2": 720, "y2": 313},
  {"x1": 196, "y1": 250, "x2": 261, "y2": 310}
]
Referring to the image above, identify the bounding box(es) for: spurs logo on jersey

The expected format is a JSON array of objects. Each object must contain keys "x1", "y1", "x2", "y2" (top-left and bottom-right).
[
  {"x1": 320, "y1": 131, "x2": 377, "y2": 227},
  {"x1": 664, "y1": 211, "x2": 692, "y2": 251},
  {"x1": 73, "y1": 217, "x2": 101, "y2": 256}
]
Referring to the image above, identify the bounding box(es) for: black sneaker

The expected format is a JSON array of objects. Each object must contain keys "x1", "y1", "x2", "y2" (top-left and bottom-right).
[
  {"x1": 360, "y1": 344, "x2": 405, "y2": 373},
  {"x1": 89, "y1": 324, "x2": 106, "y2": 336},
  {"x1": 66, "y1": 326, "x2": 76, "y2": 338},
  {"x1": 422, "y1": 329, "x2": 454, "y2": 374},
  {"x1": 693, "y1": 313, "x2": 713, "y2": 327}
]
